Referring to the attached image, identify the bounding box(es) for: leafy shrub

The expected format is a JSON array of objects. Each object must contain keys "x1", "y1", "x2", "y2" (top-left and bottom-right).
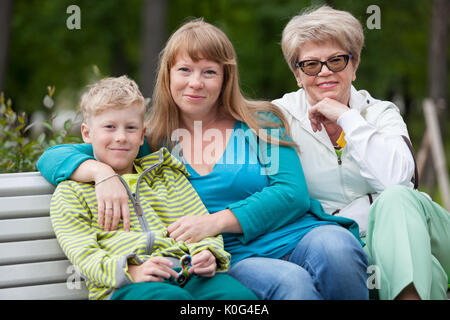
[{"x1": 0, "y1": 87, "x2": 82, "y2": 173}]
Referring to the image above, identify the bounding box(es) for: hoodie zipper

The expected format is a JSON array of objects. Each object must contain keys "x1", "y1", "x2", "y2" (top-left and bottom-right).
[
  {"x1": 115, "y1": 156, "x2": 163, "y2": 233},
  {"x1": 335, "y1": 148, "x2": 353, "y2": 203}
]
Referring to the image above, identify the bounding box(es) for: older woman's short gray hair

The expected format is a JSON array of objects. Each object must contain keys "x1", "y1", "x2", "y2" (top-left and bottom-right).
[{"x1": 281, "y1": 6, "x2": 364, "y2": 73}]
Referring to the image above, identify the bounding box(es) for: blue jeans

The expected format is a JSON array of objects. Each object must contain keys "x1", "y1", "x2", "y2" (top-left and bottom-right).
[{"x1": 228, "y1": 225, "x2": 369, "y2": 300}]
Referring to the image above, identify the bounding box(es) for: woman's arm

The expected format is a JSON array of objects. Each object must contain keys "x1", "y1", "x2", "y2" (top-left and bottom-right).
[
  {"x1": 227, "y1": 128, "x2": 311, "y2": 244},
  {"x1": 37, "y1": 143, "x2": 96, "y2": 185},
  {"x1": 337, "y1": 106, "x2": 415, "y2": 191},
  {"x1": 169, "y1": 122, "x2": 312, "y2": 245},
  {"x1": 308, "y1": 97, "x2": 415, "y2": 192},
  {"x1": 37, "y1": 138, "x2": 152, "y2": 185},
  {"x1": 37, "y1": 140, "x2": 152, "y2": 231},
  {"x1": 37, "y1": 144, "x2": 130, "y2": 231}
]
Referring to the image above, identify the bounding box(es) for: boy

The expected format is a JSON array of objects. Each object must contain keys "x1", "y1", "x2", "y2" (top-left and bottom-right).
[{"x1": 50, "y1": 76, "x2": 257, "y2": 300}]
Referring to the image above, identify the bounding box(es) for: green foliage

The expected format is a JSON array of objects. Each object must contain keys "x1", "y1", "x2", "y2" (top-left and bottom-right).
[
  {"x1": 0, "y1": 88, "x2": 82, "y2": 173},
  {"x1": 3, "y1": 0, "x2": 449, "y2": 176},
  {"x1": 6, "y1": 0, "x2": 143, "y2": 115}
]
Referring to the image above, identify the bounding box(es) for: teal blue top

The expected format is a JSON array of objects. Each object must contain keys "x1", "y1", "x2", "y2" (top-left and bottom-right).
[
  {"x1": 37, "y1": 118, "x2": 362, "y2": 265},
  {"x1": 184, "y1": 121, "x2": 335, "y2": 264}
]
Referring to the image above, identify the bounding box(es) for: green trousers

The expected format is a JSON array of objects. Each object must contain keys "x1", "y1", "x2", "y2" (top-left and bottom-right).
[
  {"x1": 365, "y1": 185, "x2": 450, "y2": 300},
  {"x1": 110, "y1": 272, "x2": 258, "y2": 300}
]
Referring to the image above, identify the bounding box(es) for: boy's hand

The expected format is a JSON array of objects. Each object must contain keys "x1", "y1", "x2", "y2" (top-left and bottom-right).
[
  {"x1": 189, "y1": 250, "x2": 217, "y2": 277},
  {"x1": 94, "y1": 171, "x2": 130, "y2": 232},
  {"x1": 127, "y1": 256, "x2": 179, "y2": 283}
]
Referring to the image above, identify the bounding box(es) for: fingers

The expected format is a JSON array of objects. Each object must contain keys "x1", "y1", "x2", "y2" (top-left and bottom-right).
[
  {"x1": 167, "y1": 221, "x2": 179, "y2": 238},
  {"x1": 130, "y1": 256, "x2": 180, "y2": 283},
  {"x1": 167, "y1": 220, "x2": 192, "y2": 243},
  {"x1": 97, "y1": 201, "x2": 105, "y2": 229},
  {"x1": 110, "y1": 200, "x2": 122, "y2": 231},
  {"x1": 190, "y1": 251, "x2": 216, "y2": 277},
  {"x1": 121, "y1": 202, "x2": 131, "y2": 232},
  {"x1": 95, "y1": 176, "x2": 130, "y2": 232},
  {"x1": 103, "y1": 202, "x2": 113, "y2": 231},
  {"x1": 308, "y1": 108, "x2": 323, "y2": 132},
  {"x1": 147, "y1": 256, "x2": 179, "y2": 279}
]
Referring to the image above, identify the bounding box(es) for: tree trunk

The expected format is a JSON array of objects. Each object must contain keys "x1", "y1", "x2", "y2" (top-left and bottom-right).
[
  {"x1": 0, "y1": 0, "x2": 13, "y2": 93},
  {"x1": 139, "y1": 0, "x2": 168, "y2": 101},
  {"x1": 423, "y1": 0, "x2": 449, "y2": 192},
  {"x1": 428, "y1": 0, "x2": 449, "y2": 130}
]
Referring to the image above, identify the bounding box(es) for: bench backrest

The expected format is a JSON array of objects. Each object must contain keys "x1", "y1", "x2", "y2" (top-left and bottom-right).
[{"x1": 0, "y1": 172, "x2": 88, "y2": 300}]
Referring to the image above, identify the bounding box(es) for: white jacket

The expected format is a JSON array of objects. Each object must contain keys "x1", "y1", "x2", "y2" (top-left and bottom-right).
[{"x1": 272, "y1": 86, "x2": 415, "y2": 236}]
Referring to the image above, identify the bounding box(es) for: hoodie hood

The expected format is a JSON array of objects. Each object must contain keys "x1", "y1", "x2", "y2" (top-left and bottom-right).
[{"x1": 135, "y1": 147, "x2": 190, "y2": 177}]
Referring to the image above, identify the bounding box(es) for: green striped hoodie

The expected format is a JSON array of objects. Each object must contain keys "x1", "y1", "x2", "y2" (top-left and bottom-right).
[{"x1": 50, "y1": 147, "x2": 231, "y2": 300}]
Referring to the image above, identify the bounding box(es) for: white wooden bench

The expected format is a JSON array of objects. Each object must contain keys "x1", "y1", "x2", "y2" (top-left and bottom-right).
[
  {"x1": 0, "y1": 172, "x2": 447, "y2": 300},
  {"x1": 0, "y1": 172, "x2": 88, "y2": 300}
]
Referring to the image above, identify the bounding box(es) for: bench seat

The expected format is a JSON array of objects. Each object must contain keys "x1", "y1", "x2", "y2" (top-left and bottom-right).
[{"x1": 0, "y1": 172, "x2": 88, "y2": 300}]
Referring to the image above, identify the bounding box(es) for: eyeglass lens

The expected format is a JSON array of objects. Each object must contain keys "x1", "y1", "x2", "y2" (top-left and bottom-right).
[{"x1": 301, "y1": 55, "x2": 349, "y2": 76}]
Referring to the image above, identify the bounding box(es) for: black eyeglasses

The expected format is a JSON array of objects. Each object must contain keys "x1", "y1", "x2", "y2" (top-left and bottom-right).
[{"x1": 295, "y1": 54, "x2": 353, "y2": 76}]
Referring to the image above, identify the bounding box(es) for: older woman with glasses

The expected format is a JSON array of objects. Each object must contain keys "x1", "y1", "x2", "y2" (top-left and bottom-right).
[{"x1": 273, "y1": 5, "x2": 450, "y2": 300}]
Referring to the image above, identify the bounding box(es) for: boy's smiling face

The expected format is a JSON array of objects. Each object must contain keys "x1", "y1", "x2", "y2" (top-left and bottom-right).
[{"x1": 81, "y1": 104, "x2": 146, "y2": 175}]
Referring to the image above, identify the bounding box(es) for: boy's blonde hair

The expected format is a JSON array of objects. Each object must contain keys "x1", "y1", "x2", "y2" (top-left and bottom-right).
[{"x1": 80, "y1": 75, "x2": 145, "y2": 122}]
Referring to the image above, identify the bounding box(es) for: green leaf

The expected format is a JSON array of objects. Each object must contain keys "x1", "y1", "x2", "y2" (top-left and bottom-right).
[
  {"x1": 42, "y1": 121, "x2": 53, "y2": 131},
  {"x1": 64, "y1": 119, "x2": 72, "y2": 131},
  {"x1": 37, "y1": 133, "x2": 46, "y2": 145}
]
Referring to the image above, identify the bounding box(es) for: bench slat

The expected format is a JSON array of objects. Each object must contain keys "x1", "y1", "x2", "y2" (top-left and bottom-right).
[
  {"x1": 0, "y1": 172, "x2": 54, "y2": 197},
  {"x1": 0, "y1": 194, "x2": 53, "y2": 219},
  {"x1": 0, "y1": 282, "x2": 89, "y2": 300},
  {"x1": 0, "y1": 260, "x2": 73, "y2": 288},
  {"x1": 0, "y1": 239, "x2": 66, "y2": 265},
  {"x1": 0, "y1": 216, "x2": 55, "y2": 242}
]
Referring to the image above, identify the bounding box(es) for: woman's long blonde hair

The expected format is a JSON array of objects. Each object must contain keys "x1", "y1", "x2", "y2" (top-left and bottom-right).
[{"x1": 146, "y1": 18, "x2": 295, "y2": 151}]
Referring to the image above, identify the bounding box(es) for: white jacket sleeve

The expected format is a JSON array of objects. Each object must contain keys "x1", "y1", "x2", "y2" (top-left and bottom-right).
[{"x1": 337, "y1": 108, "x2": 415, "y2": 192}]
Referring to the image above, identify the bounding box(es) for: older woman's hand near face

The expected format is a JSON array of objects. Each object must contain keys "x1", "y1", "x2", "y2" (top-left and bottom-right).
[{"x1": 308, "y1": 98, "x2": 350, "y2": 132}]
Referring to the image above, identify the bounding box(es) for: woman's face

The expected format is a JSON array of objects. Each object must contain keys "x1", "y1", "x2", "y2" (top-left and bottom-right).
[
  {"x1": 294, "y1": 41, "x2": 357, "y2": 106},
  {"x1": 170, "y1": 53, "x2": 224, "y2": 120}
]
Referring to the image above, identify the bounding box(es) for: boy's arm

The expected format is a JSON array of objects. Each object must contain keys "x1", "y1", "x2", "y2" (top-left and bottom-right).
[{"x1": 50, "y1": 182, "x2": 151, "y2": 288}]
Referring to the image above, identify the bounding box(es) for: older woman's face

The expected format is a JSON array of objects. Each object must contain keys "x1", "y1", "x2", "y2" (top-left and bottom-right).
[
  {"x1": 295, "y1": 41, "x2": 357, "y2": 106},
  {"x1": 170, "y1": 52, "x2": 224, "y2": 120}
]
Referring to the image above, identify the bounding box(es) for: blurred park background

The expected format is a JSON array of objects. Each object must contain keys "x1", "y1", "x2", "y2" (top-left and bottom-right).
[{"x1": 0, "y1": 0, "x2": 449, "y2": 206}]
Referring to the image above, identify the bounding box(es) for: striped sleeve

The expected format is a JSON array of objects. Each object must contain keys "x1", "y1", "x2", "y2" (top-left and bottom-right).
[
  {"x1": 50, "y1": 182, "x2": 139, "y2": 289},
  {"x1": 187, "y1": 234, "x2": 231, "y2": 271}
]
